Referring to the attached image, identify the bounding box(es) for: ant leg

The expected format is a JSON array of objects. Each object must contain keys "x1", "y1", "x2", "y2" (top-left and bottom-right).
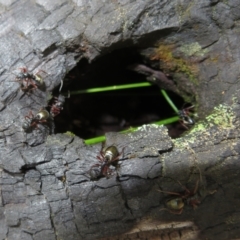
[
  {"x1": 27, "y1": 79, "x2": 38, "y2": 90},
  {"x1": 185, "y1": 105, "x2": 195, "y2": 113},
  {"x1": 119, "y1": 146, "x2": 125, "y2": 156},
  {"x1": 179, "y1": 120, "x2": 189, "y2": 129},
  {"x1": 90, "y1": 163, "x2": 101, "y2": 170},
  {"x1": 35, "y1": 69, "x2": 46, "y2": 75},
  {"x1": 115, "y1": 163, "x2": 121, "y2": 177},
  {"x1": 66, "y1": 90, "x2": 70, "y2": 98},
  {"x1": 96, "y1": 147, "x2": 107, "y2": 162},
  {"x1": 38, "y1": 120, "x2": 47, "y2": 126},
  {"x1": 188, "y1": 198, "x2": 201, "y2": 209},
  {"x1": 157, "y1": 189, "x2": 182, "y2": 196},
  {"x1": 25, "y1": 111, "x2": 34, "y2": 120},
  {"x1": 172, "y1": 208, "x2": 183, "y2": 214},
  {"x1": 19, "y1": 67, "x2": 28, "y2": 73},
  {"x1": 97, "y1": 154, "x2": 105, "y2": 163},
  {"x1": 110, "y1": 146, "x2": 126, "y2": 163},
  {"x1": 159, "y1": 207, "x2": 183, "y2": 215},
  {"x1": 59, "y1": 79, "x2": 63, "y2": 92},
  {"x1": 176, "y1": 180, "x2": 192, "y2": 195},
  {"x1": 192, "y1": 179, "x2": 199, "y2": 195},
  {"x1": 175, "y1": 179, "x2": 200, "y2": 198},
  {"x1": 30, "y1": 121, "x2": 39, "y2": 129}
]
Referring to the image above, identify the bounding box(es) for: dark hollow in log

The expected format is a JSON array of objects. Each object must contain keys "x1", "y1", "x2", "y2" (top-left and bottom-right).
[
  {"x1": 54, "y1": 48, "x2": 187, "y2": 139},
  {"x1": 0, "y1": 1, "x2": 240, "y2": 240}
]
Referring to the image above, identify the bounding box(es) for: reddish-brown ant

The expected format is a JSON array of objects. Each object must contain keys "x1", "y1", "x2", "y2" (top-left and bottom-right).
[
  {"x1": 158, "y1": 179, "x2": 201, "y2": 215},
  {"x1": 159, "y1": 177, "x2": 216, "y2": 215},
  {"x1": 15, "y1": 67, "x2": 45, "y2": 92},
  {"x1": 49, "y1": 80, "x2": 70, "y2": 117},
  {"x1": 89, "y1": 144, "x2": 125, "y2": 179},
  {"x1": 22, "y1": 109, "x2": 50, "y2": 132},
  {"x1": 49, "y1": 92, "x2": 70, "y2": 117}
]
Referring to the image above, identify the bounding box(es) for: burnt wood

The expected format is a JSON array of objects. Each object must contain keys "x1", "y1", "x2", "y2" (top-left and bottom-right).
[{"x1": 0, "y1": 1, "x2": 240, "y2": 240}]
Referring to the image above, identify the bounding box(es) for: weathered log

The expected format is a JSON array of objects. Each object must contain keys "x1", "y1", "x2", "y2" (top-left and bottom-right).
[{"x1": 0, "y1": 1, "x2": 240, "y2": 240}]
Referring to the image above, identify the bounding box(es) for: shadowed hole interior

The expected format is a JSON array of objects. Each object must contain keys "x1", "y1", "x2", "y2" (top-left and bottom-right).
[{"x1": 53, "y1": 47, "x2": 189, "y2": 139}]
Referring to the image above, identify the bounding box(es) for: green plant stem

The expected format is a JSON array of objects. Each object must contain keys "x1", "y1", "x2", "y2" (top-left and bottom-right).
[
  {"x1": 160, "y1": 89, "x2": 179, "y2": 114},
  {"x1": 84, "y1": 116, "x2": 179, "y2": 145},
  {"x1": 84, "y1": 135, "x2": 106, "y2": 145},
  {"x1": 69, "y1": 82, "x2": 152, "y2": 95},
  {"x1": 68, "y1": 82, "x2": 179, "y2": 114}
]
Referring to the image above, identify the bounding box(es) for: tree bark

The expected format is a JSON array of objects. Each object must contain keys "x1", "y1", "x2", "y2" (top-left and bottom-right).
[{"x1": 0, "y1": 1, "x2": 240, "y2": 240}]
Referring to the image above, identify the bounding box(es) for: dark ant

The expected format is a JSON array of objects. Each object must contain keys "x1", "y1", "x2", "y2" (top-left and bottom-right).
[
  {"x1": 15, "y1": 67, "x2": 45, "y2": 92},
  {"x1": 89, "y1": 144, "x2": 125, "y2": 179},
  {"x1": 49, "y1": 80, "x2": 70, "y2": 117},
  {"x1": 178, "y1": 105, "x2": 195, "y2": 129},
  {"x1": 22, "y1": 108, "x2": 50, "y2": 132}
]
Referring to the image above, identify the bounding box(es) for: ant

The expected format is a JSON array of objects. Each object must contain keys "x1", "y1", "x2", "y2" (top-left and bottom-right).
[
  {"x1": 178, "y1": 105, "x2": 195, "y2": 129},
  {"x1": 89, "y1": 144, "x2": 125, "y2": 179},
  {"x1": 158, "y1": 179, "x2": 201, "y2": 215},
  {"x1": 159, "y1": 178, "x2": 217, "y2": 215},
  {"x1": 49, "y1": 80, "x2": 70, "y2": 117},
  {"x1": 22, "y1": 108, "x2": 50, "y2": 132},
  {"x1": 15, "y1": 67, "x2": 45, "y2": 92},
  {"x1": 49, "y1": 92, "x2": 70, "y2": 117}
]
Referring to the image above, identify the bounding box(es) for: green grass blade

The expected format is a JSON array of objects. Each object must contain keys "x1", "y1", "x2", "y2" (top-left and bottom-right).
[
  {"x1": 84, "y1": 135, "x2": 106, "y2": 145},
  {"x1": 154, "y1": 116, "x2": 179, "y2": 125},
  {"x1": 69, "y1": 82, "x2": 152, "y2": 95},
  {"x1": 120, "y1": 116, "x2": 179, "y2": 134},
  {"x1": 160, "y1": 89, "x2": 179, "y2": 114},
  {"x1": 84, "y1": 116, "x2": 179, "y2": 145}
]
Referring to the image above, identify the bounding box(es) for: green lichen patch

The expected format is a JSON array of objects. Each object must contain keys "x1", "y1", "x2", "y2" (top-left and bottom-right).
[
  {"x1": 64, "y1": 131, "x2": 75, "y2": 137},
  {"x1": 173, "y1": 104, "x2": 235, "y2": 149},
  {"x1": 179, "y1": 42, "x2": 209, "y2": 57},
  {"x1": 189, "y1": 104, "x2": 235, "y2": 135},
  {"x1": 205, "y1": 104, "x2": 234, "y2": 129}
]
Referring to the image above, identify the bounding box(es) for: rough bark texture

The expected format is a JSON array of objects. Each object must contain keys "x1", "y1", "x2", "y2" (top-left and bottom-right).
[{"x1": 0, "y1": 0, "x2": 240, "y2": 240}]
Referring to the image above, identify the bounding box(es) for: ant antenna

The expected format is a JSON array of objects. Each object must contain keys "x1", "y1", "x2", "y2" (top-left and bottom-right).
[
  {"x1": 66, "y1": 90, "x2": 70, "y2": 98},
  {"x1": 59, "y1": 79, "x2": 63, "y2": 92}
]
